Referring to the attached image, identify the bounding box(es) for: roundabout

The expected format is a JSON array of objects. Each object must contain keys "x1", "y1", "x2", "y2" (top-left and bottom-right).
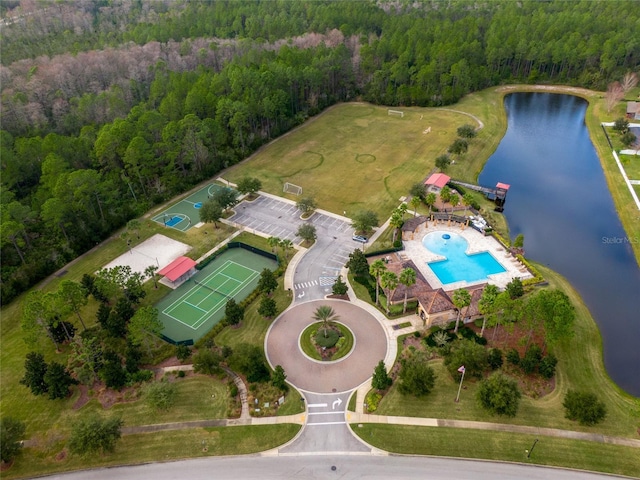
[{"x1": 265, "y1": 299, "x2": 388, "y2": 394}]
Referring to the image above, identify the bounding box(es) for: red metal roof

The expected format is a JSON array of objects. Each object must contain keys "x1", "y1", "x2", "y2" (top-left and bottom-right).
[
  {"x1": 495, "y1": 182, "x2": 510, "y2": 190},
  {"x1": 158, "y1": 256, "x2": 196, "y2": 282},
  {"x1": 424, "y1": 173, "x2": 451, "y2": 189}
]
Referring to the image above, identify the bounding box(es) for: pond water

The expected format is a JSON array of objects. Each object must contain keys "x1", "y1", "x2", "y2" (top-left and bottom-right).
[{"x1": 478, "y1": 92, "x2": 640, "y2": 397}]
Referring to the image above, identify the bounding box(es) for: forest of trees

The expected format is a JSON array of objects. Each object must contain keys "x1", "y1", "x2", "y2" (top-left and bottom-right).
[{"x1": 1, "y1": 0, "x2": 639, "y2": 303}]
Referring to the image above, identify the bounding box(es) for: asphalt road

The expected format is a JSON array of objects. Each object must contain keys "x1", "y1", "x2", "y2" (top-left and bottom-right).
[
  {"x1": 44, "y1": 454, "x2": 624, "y2": 480},
  {"x1": 265, "y1": 299, "x2": 387, "y2": 393}
]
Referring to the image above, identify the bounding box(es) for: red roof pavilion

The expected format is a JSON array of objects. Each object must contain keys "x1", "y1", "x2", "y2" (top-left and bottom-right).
[
  {"x1": 425, "y1": 173, "x2": 451, "y2": 189},
  {"x1": 495, "y1": 182, "x2": 510, "y2": 190},
  {"x1": 158, "y1": 256, "x2": 197, "y2": 282}
]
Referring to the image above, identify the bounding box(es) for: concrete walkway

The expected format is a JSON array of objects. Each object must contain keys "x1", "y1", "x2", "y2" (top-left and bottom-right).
[
  {"x1": 119, "y1": 411, "x2": 640, "y2": 449},
  {"x1": 347, "y1": 414, "x2": 640, "y2": 448}
]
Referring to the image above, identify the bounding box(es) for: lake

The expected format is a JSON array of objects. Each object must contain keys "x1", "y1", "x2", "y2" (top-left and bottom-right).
[{"x1": 478, "y1": 92, "x2": 640, "y2": 397}]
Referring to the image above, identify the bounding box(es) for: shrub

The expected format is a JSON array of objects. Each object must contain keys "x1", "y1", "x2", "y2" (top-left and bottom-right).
[
  {"x1": 520, "y1": 344, "x2": 542, "y2": 374},
  {"x1": 477, "y1": 373, "x2": 521, "y2": 417},
  {"x1": 458, "y1": 326, "x2": 487, "y2": 345},
  {"x1": 1, "y1": 417, "x2": 25, "y2": 463},
  {"x1": 365, "y1": 391, "x2": 383, "y2": 412},
  {"x1": 353, "y1": 275, "x2": 377, "y2": 302},
  {"x1": 229, "y1": 382, "x2": 238, "y2": 398},
  {"x1": 69, "y1": 415, "x2": 123, "y2": 455},
  {"x1": 228, "y1": 344, "x2": 271, "y2": 383},
  {"x1": 193, "y1": 349, "x2": 222, "y2": 375},
  {"x1": 506, "y1": 348, "x2": 520, "y2": 366},
  {"x1": 539, "y1": 354, "x2": 558, "y2": 379},
  {"x1": 488, "y1": 348, "x2": 503, "y2": 370},
  {"x1": 315, "y1": 328, "x2": 340, "y2": 348},
  {"x1": 175, "y1": 344, "x2": 192, "y2": 362},
  {"x1": 392, "y1": 239, "x2": 403, "y2": 248},
  {"x1": 20, "y1": 352, "x2": 48, "y2": 396},
  {"x1": 144, "y1": 381, "x2": 178, "y2": 410},
  {"x1": 127, "y1": 369, "x2": 153, "y2": 384},
  {"x1": 177, "y1": 370, "x2": 186, "y2": 378},
  {"x1": 372, "y1": 360, "x2": 392, "y2": 391},
  {"x1": 444, "y1": 339, "x2": 489, "y2": 379},
  {"x1": 563, "y1": 390, "x2": 607, "y2": 426},
  {"x1": 398, "y1": 353, "x2": 436, "y2": 396},
  {"x1": 271, "y1": 365, "x2": 288, "y2": 391}
]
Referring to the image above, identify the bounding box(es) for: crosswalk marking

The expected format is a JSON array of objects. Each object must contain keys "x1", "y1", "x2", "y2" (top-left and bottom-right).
[
  {"x1": 319, "y1": 276, "x2": 337, "y2": 286},
  {"x1": 294, "y1": 280, "x2": 318, "y2": 289}
]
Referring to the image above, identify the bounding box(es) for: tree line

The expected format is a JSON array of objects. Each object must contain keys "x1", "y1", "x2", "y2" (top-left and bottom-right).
[{"x1": 2, "y1": 0, "x2": 638, "y2": 303}]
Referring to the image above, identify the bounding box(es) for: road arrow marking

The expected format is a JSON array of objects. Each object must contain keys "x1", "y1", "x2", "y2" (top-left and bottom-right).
[
  {"x1": 332, "y1": 398, "x2": 343, "y2": 410},
  {"x1": 297, "y1": 291, "x2": 305, "y2": 298}
]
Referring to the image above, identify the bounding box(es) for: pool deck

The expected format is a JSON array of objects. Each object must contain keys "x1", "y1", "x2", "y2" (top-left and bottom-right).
[{"x1": 402, "y1": 222, "x2": 533, "y2": 291}]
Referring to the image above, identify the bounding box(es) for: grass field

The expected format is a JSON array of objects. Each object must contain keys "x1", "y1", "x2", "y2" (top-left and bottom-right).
[
  {"x1": 619, "y1": 153, "x2": 640, "y2": 181},
  {"x1": 225, "y1": 103, "x2": 477, "y2": 220},
  {"x1": 3, "y1": 424, "x2": 301, "y2": 480},
  {"x1": 351, "y1": 425, "x2": 640, "y2": 478}
]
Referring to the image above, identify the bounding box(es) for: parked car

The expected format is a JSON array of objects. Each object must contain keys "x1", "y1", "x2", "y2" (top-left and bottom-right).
[{"x1": 352, "y1": 235, "x2": 368, "y2": 243}]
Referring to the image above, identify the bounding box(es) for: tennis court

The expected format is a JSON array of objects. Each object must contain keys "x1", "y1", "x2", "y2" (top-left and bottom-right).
[
  {"x1": 156, "y1": 247, "x2": 277, "y2": 343},
  {"x1": 151, "y1": 183, "x2": 229, "y2": 231}
]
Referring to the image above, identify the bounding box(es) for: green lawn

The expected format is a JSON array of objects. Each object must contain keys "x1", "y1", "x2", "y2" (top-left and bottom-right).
[
  {"x1": 351, "y1": 425, "x2": 640, "y2": 478},
  {"x1": 225, "y1": 103, "x2": 473, "y2": 220},
  {"x1": 3, "y1": 424, "x2": 301, "y2": 480},
  {"x1": 214, "y1": 278, "x2": 292, "y2": 350},
  {"x1": 619, "y1": 153, "x2": 640, "y2": 181}
]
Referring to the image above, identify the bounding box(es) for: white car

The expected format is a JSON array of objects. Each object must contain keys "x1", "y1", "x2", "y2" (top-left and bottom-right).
[{"x1": 352, "y1": 235, "x2": 368, "y2": 243}]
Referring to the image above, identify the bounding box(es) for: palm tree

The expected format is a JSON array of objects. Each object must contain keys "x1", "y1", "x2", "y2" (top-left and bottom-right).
[
  {"x1": 452, "y1": 288, "x2": 471, "y2": 333},
  {"x1": 399, "y1": 268, "x2": 417, "y2": 314},
  {"x1": 267, "y1": 236, "x2": 281, "y2": 255},
  {"x1": 425, "y1": 193, "x2": 437, "y2": 214},
  {"x1": 380, "y1": 271, "x2": 399, "y2": 315},
  {"x1": 397, "y1": 203, "x2": 408, "y2": 218},
  {"x1": 389, "y1": 210, "x2": 404, "y2": 243},
  {"x1": 313, "y1": 305, "x2": 340, "y2": 338},
  {"x1": 369, "y1": 259, "x2": 387, "y2": 307},
  {"x1": 462, "y1": 193, "x2": 474, "y2": 216},
  {"x1": 478, "y1": 284, "x2": 499, "y2": 337},
  {"x1": 126, "y1": 218, "x2": 142, "y2": 239},
  {"x1": 280, "y1": 239, "x2": 293, "y2": 259},
  {"x1": 144, "y1": 264, "x2": 159, "y2": 289},
  {"x1": 410, "y1": 196, "x2": 421, "y2": 217}
]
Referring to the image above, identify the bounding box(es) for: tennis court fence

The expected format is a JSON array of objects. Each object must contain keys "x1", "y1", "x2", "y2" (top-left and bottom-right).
[{"x1": 196, "y1": 242, "x2": 277, "y2": 270}]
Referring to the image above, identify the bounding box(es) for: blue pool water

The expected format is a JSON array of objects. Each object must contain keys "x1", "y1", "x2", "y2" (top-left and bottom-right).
[{"x1": 423, "y1": 232, "x2": 506, "y2": 284}]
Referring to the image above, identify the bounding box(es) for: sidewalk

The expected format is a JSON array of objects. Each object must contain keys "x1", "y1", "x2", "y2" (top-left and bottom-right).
[
  {"x1": 343, "y1": 268, "x2": 421, "y2": 414},
  {"x1": 347, "y1": 413, "x2": 640, "y2": 448}
]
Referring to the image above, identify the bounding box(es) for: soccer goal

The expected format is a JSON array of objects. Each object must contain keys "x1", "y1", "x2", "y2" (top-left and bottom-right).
[
  {"x1": 283, "y1": 182, "x2": 302, "y2": 195},
  {"x1": 388, "y1": 109, "x2": 404, "y2": 118}
]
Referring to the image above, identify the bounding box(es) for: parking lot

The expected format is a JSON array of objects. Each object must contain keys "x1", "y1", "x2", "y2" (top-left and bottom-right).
[{"x1": 227, "y1": 194, "x2": 359, "y2": 300}]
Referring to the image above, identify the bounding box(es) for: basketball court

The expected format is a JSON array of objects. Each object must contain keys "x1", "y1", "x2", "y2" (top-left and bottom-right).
[
  {"x1": 151, "y1": 183, "x2": 229, "y2": 231},
  {"x1": 155, "y1": 248, "x2": 277, "y2": 343}
]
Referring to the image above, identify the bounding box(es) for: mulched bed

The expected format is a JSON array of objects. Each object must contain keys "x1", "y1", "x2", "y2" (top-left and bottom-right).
[{"x1": 401, "y1": 323, "x2": 555, "y2": 399}]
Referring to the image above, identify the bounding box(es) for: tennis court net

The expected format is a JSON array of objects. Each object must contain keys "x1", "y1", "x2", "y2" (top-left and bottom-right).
[{"x1": 194, "y1": 280, "x2": 232, "y2": 299}]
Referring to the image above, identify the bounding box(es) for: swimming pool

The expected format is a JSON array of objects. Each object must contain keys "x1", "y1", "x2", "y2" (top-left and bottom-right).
[{"x1": 423, "y1": 231, "x2": 506, "y2": 285}]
